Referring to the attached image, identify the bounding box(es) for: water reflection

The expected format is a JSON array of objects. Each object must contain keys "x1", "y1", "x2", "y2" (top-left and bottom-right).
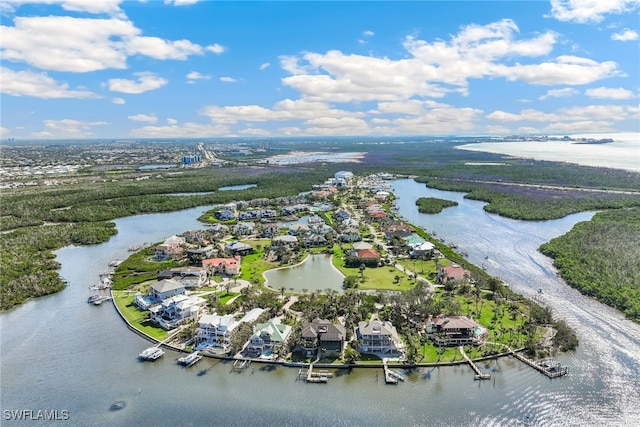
[{"x1": 263, "y1": 254, "x2": 344, "y2": 293}]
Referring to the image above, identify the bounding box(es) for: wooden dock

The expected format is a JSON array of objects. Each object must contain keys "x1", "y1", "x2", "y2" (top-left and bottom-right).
[
  {"x1": 231, "y1": 359, "x2": 251, "y2": 372},
  {"x1": 511, "y1": 351, "x2": 569, "y2": 378},
  {"x1": 382, "y1": 358, "x2": 406, "y2": 384},
  {"x1": 459, "y1": 346, "x2": 491, "y2": 380},
  {"x1": 297, "y1": 364, "x2": 332, "y2": 383}
]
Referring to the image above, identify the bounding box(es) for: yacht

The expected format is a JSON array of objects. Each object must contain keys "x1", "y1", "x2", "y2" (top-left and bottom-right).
[{"x1": 139, "y1": 346, "x2": 164, "y2": 361}]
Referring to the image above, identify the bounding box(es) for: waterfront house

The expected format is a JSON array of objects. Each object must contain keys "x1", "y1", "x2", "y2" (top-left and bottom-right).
[
  {"x1": 154, "y1": 243, "x2": 183, "y2": 261},
  {"x1": 355, "y1": 248, "x2": 381, "y2": 261},
  {"x1": 437, "y1": 264, "x2": 470, "y2": 285},
  {"x1": 287, "y1": 223, "x2": 309, "y2": 235},
  {"x1": 355, "y1": 317, "x2": 403, "y2": 356},
  {"x1": 299, "y1": 318, "x2": 346, "y2": 357},
  {"x1": 150, "y1": 294, "x2": 206, "y2": 330},
  {"x1": 202, "y1": 256, "x2": 241, "y2": 276},
  {"x1": 150, "y1": 279, "x2": 185, "y2": 301},
  {"x1": 246, "y1": 318, "x2": 292, "y2": 358},
  {"x1": 195, "y1": 313, "x2": 238, "y2": 349},
  {"x1": 427, "y1": 315, "x2": 486, "y2": 346},
  {"x1": 214, "y1": 208, "x2": 236, "y2": 221},
  {"x1": 410, "y1": 241, "x2": 436, "y2": 259}
]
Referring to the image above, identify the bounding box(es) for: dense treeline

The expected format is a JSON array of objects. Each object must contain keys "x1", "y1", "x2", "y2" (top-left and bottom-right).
[
  {"x1": 415, "y1": 197, "x2": 458, "y2": 214},
  {"x1": 0, "y1": 221, "x2": 116, "y2": 310},
  {"x1": 540, "y1": 207, "x2": 640, "y2": 321},
  {"x1": 418, "y1": 179, "x2": 640, "y2": 220}
]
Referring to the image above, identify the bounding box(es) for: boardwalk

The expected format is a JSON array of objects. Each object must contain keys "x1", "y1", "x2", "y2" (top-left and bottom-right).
[
  {"x1": 459, "y1": 346, "x2": 491, "y2": 380},
  {"x1": 510, "y1": 350, "x2": 569, "y2": 378}
]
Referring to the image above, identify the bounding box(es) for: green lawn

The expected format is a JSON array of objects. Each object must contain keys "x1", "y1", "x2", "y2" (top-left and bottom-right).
[
  {"x1": 332, "y1": 255, "x2": 415, "y2": 291},
  {"x1": 112, "y1": 292, "x2": 168, "y2": 341}
]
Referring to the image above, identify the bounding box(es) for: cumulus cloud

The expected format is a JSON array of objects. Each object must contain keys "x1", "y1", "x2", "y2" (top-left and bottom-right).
[
  {"x1": 547, "y1": 0, "x2": 640, "y2": 23},
  {"x1": 2, "y1": 0, "x2": 124, "y2": 16},
  {"x1": 108, "y1": 72, "x2": 167, "y2": 94},
  {"x1": 0, "y1": 127, "x2": 10, "y2": 139},
  {"x1": 259, "y1": 62, "x2": 270, "y2": 70},
  {"x1": 585, "y1": 86, "x2": 634, "y2": 99},
  {"x1": 1, "y1": 66, "x2": 98, "y2": 99},
  {"x1": 239, "y1": 128, "x2": 271, "y2": 136},
  {"x1": 112, "y1": 97, "x2": 126, "y2": 104},
  {"x1": 31, "y1": 119, "x2": 109, "y2": 138},
  {"x1": 220, "y1": 76, "x2": 237, "y2": 83},
  {"x1": 186, "y1": 71, "x2": 211, "y2": 82},
  {"x1": 363, "y1": 30, "x2": 375, "y2": 37},
  {"x1": 130, "y1": 122, "x2": 231, "y2": 138},
  {"x1": 487, "y1": 104, "x2": 636, "y2": 129},
  {"x1": 206, "y1": 43, "x2": 226, "y2": 54},
  {"x1": 611, "y1": 28, "x2": 639, "y2": 41},
  {"x1": 165, "y1": 0, "x2": 201, "y2": 5},
  {"x1": 279, "y1": 19, "x2": 620, "y2": 105},
  {"x1": 166, "y1": 118, "x2": 178, "y2": 125},
  {"x1": 128, "y1": 113, "x2": 158, "y2": 123},
  {"x1": 1, "y1": 15, "x2": 224, "y2": 73},
  {"x1": 539, "y1": 87, "x2": 578, "y2": 100}
]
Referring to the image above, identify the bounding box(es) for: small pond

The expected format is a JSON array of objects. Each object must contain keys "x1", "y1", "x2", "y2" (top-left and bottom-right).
[
  {"x1": 263, "y1": 254, "x2": 344, "y2": 293},
  {"x1": 218, "y1": 184, "x2": 257, "y2": 191}
]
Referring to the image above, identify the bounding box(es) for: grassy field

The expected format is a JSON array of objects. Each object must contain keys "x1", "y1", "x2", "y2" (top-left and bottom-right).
[
  {"x1": 112, "y1": 292, "x2": 168, "y2": 341},
  {"x1": 332, "y1": 246, "x2": 415, "y2": 291}
]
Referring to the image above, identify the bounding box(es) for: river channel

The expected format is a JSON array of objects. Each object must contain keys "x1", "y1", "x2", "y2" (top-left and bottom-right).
[{"x1": 1, "y1": 181, "x2": 639, "y2": 426}]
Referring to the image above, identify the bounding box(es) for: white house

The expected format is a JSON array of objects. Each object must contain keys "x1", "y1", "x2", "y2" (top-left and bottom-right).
[
  {"x1": 149, "y1": 294, "x2": 206, "y2": 330},
  {"x1": 149, "y1": 279, "x2": 185, "y2": 301},
  {"x1": 195, "y1": 314, "x2": 238, "y2": 349},
  {"x1": 355, "y1": 316, "x2": 404, "y2": 356}
]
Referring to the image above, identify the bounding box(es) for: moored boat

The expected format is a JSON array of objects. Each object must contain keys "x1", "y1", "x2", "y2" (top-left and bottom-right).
[{"x1": 139, "y1": 346, "x2": 164, "y2": 361}]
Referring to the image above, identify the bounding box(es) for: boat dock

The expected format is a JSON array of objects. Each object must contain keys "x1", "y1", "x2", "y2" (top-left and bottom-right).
[
  {"x1": 460, "y1": 346, "x2": 491, "y2": 380},
  {"x1": 297, "y1": 363, "x2": 333, "y2": 383},
  {"x1": 177, "y1": 351, "x2": 203, "y2": 367},
  {"x1": 511, "y1": 351, "x2": 569, "y2": 378},
  {"x1": 382, "y1": 358, "x2": 406, "y2": 384},
  {"x1": 231, "y1": 359, "x2": 251, "y2": 372}
]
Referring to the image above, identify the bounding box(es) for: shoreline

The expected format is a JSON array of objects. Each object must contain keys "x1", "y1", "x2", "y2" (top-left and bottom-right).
[{"x1": 110, "y1": 289, "x2": 523, "y2": 371}]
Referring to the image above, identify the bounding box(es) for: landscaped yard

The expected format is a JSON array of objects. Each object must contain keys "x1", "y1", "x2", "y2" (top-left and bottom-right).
[{"x1": 112, "y1": 291, "x2": 168, "y2": 341}]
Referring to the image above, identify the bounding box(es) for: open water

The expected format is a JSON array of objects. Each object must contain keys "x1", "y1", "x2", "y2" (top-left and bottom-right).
[{"x1": 1, "y1": 182, "x2": 639, "y2": 426}]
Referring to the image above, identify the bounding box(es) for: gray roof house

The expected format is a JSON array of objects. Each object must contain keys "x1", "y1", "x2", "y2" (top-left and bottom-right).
[{"x1": 355, "y1": 316, "x2": 404, "y2": 356}]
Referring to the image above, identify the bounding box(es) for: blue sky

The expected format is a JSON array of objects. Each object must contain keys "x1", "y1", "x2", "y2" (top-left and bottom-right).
[{"x1": 1, "y1": 0, "x2": 639, "y2": 139}]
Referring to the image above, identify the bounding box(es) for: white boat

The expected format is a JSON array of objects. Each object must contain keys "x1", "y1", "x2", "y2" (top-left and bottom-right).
[
  {"x1": 177, "y1": 351, "x2": 202, "y2": 367},
  {"x1": 139, "y1": 346, "x2": 164, "y2": 361}
]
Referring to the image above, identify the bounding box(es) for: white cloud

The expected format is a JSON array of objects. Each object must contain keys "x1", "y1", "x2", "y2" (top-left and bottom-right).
[
  {"x1": 130, "y1": 122, "x2": 231, "y2": 138},
  {"x1": 205, "y1": 43, "x2": 226, "y2": 54},
  {"x1": 279, "y1": 19, "x2": 620, "y2": 105},
  {"x1": 487, "y1": 105, "x2": 636, "y2": 127},
  {"x1": 363, "y1": 30, "x2": 375, "y2": 37},
  {"x1": 239, "y1": 128, "x2": 271, "y2": 136},
  {"x1": 166, "y1": 118, "x2": 178, "y2": 125},
  {"x1": 165, "y1": 0, "x2": 200, "y2": 5},
  {"x1": 547, "y1": 0, "x2": 640, "y2": 23},
  {"x1": 2, "y1": 0, "x2": 124, "y2": 16},
  {"x1": 31, "y1": 119, "x2": 109, "y2": 138},
  {"x1": 186, "y1": 71, "x2": 211, "y2": 82},
  {"x1": 259, "y1": 62, "x2": 270, "y2": 71},
  {"x1": 112, "y1": 97, "x2": 125, "y2": 104},
  {"x1": 1, "y1": 15, "x2": 223, "y2": 73},
  {"x1": 611, "y1": 28, "x2": 639, "y2": 41},
  {"x1": 1, "y1": 66, "x2": 98, "y2": 99},
  {"x1": 108, "y1": 72, "x2": 167, "y2": 94},
  {"x1": 585, "y1": 86, "x2": 634, "y2": 99},
  {"x1": 220, "y1": 76, "x2": 236, "y2": 83},
  {"x1": 0, "y1": 127, "x2": 10, "y2": 138},
  {"x1": 539, "y1": 88, "x2": 578, "y2": 100},
  {"x1": 128, "y1": 113, "x2": 158, "y2": 123}
]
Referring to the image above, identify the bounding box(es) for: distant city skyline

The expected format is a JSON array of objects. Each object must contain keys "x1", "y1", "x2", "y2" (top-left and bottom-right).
[{"x1": 1, "y1": 0, "x2": 639, "y2": 140}]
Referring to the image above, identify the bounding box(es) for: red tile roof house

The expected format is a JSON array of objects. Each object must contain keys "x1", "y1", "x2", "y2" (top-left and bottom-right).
[
  {"x1": 202, "y1": 257, "x2": 241, "y2": 276},
  {"x1": 437, "y1": 264, "x2": 470, "y2": 284},
  {"x1": 356, "y1": 249, "x2": 381, "y2": 260}
]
